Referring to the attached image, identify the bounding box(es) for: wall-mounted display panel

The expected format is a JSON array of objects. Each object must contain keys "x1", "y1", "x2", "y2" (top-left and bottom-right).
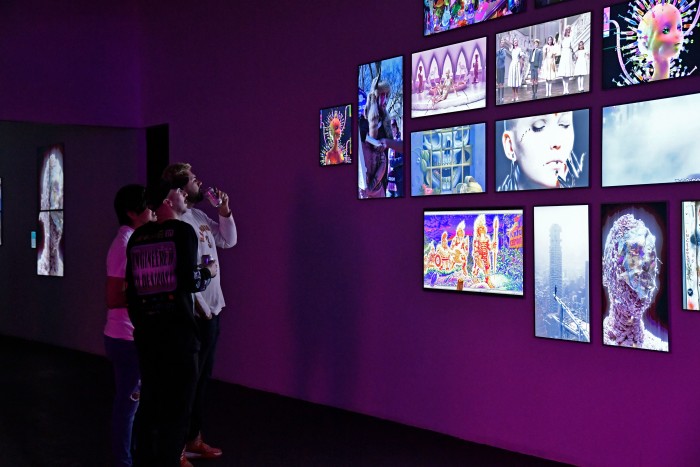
[
  {"x1": 37, "y1": 143, "x2": 64, "y2": 277},
  {"x1": 495, "y1": 109, "x2": 589, "y2": 191},
  {"x1": 496, "y1": 12, "x2": 591, "y2": 105},
  {"x1": 410, "y1": 123, "x2": 486, "y2": 197},
  {"x1": 602, "y1": 202, "x2": 668, "y2": 352},
  {"x1": 319, "y1": 104, "x2": 352, "y2": 166},
  {"x1": 411, "y1": 37, "x2": 486, "y2": 118},
  {"x1": 424, "y1": 0, "x2": 525, "y2": 37},
  {"x1": 602, "y1": 0, "x2": 700, "y2": 88},
  {"x1": 423, "y1": 208, "x2": 524, "y2": 296},
  {"x1": 682, "y1": 201, "x2": 700, "y2": 310},
  {"x1": 358, "y1": 56, "x2": 404, "y2": 199},
  {"x1": 602, "y1": 93, "x2": 700, "y2": 187},
  {"x1": 534, "y1": 205, "x2": 590, "y2": 343}
]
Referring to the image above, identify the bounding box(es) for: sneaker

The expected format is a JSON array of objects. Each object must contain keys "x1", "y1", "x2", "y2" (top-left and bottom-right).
[
  {"x1": 185, "y1": 433, "x2": 223, "y2": 459},
  {"x1": 181, "y1": 449, "x2": 194, "y2": 467}
]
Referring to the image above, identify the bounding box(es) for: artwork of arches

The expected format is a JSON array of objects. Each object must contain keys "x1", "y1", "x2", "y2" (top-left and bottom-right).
[{"x1": 411, "y1": 37, "x2": 487, "y2": 118}]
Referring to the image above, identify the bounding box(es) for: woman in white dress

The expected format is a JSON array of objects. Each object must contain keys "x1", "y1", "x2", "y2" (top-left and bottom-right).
[
  {"x1": 557, "y1": 25, "x2": 575, "y2": 94},
  {"x1": 507, "y1": 38, "x2": 525, "y2": 102},
  {"x1": 541, "y1": 36, "x2": 558, "y2": 97},
  {"x1": 573, "y1": 41, "x2": 589, "y2": 92}
]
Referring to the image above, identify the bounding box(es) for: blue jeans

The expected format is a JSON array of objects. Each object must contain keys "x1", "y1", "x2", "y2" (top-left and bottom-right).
[{"x1": 104, "y1": 335, "x2": 140, "y2": 467}]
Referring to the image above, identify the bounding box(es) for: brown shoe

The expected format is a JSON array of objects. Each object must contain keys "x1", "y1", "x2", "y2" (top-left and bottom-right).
[
  {"x1": 181, "y1": 448, "x2": 194, "y2": 467},
  {"x1": 185, "y1": 432, "x2": 223, "y2": 459}
]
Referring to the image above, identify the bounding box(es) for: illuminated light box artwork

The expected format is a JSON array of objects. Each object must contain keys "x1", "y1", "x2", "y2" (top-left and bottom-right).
[
  {"x1": 424, "y1": 0, "x2": 525, "y2": 37},
  {"x1": 358, "y1": 56, "x2": 404, "y2": 199},
  {"x1": 534, "y1": 205, "x2": 590, "y2": 343},
  {"x1": 602, "y1": 0, "x2": 699, "y2": 88},
  {"x1": 411, "y1": 37, "x2": 486, "y2": 118},
  {"x1": 410, "y1": 123, "x2": 486, "y2": 196},
  {"x1": 319, "y1": 104, "x2": 352, "y2": 166},
  {"x1": 495, "y1": 12, "x2": 591, "y2": 106},
  {"x1": 602, "y1": 93, "x2": 700, "y2": 187},
  {"x1": 38, "y1": 144, "x2": 64, "y2": 277},
  {"x1": 601, "y1": 202, "x2": 668, "y2": 352},
  {"x1": 495, "y1": 109, "x2": 589, "y2": 192},
  {"x1": 423, "y1": 208, "x2": 524, "y2": 296},
  {"x1": 681, "y1": 201, "x2": 700, "y2": 310}
]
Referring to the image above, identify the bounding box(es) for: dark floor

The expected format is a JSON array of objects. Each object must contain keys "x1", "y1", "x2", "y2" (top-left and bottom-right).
[{"x1": 0, "y1": 335, "x2": 568, "y2": 466}]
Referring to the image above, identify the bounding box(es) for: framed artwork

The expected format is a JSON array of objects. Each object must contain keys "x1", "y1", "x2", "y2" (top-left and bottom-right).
[
  {"x1": 423, "y1": 208, "x2": 524, "y2": 296},
  {"x1": 534, "y1": 205, "x2": 590, "y2": 343},
  {"x1": 602, "y1": 1, "x2": 700, "y2": 88},
  {"x1": 602, "y1": 93, "x2": 700, "y2": 187},
  {"x1": 37, "y1": 143, "x2": 64, "y2": 277},
  {"x1": 682, "y1": 201, "x2": 700, "y2": 310},
  {"x1": 424, "y1": 0, "x2": 525, "y2": 37},
  {"x1": 319, "y1": 104, "x2": 352, "y2": 166},
  {"x1": 496, "y1": 12, "x2": 591, "y2": 105},
  {"x1": 358, "y1": 56, "x2": 404, "y2": 199},
  {"x1": 411, "y1": 37, "x2": 486, "y2": 118},
  {"x1": 601, "y1": 202, "x2": 668, "y2": 352},
  {"x1": 495, "y1": 108, "x2": 589, "y2": 192},
  {"x1": 410, "y1": 123, "x2": 486, "y2": 197}
]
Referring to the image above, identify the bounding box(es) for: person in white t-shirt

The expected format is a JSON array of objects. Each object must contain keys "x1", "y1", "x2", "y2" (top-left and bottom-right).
[
  {"x1": 162, "y1": 163, "x2": 238, "y2": 461},
  {"x1": 104, "y1": 184, "x2": 155, "y2": 467}
]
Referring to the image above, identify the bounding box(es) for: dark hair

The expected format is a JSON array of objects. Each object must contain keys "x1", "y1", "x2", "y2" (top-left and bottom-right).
[{"x1": 114, "y1": 184, "x2": 147, "y2": 226}]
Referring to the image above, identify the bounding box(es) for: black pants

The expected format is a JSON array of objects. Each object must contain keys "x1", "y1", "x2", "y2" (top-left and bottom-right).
[
  {"x1": 134, "y1": 346, "x2": 198, "y2": 466},
  {"x1": 187, "y1": 313, "x2": 221, "y2": 441}
]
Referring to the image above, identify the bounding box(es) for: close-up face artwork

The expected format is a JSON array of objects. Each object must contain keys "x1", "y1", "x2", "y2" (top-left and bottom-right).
[{"x1": 502, "y1": 112, "x2": 575, "y2": 189}]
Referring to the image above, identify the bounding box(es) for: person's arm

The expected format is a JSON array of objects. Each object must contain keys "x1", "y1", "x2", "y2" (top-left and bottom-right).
[
  {"x1": 194, "y1": 292, "x2": 213, "y2": 318},
  {"x1": 106, "y1": 276, "x2": 127, "y2": 309},
  {"x1": 181, "y1": 224, "x2": 217, "y2": 293},
  {"x1": 199, "y1": 195, "x2": 238, "y2": 249}
]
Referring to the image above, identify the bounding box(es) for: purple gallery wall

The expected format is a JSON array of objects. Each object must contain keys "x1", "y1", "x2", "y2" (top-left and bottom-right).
[
  {"x1": 2, "y1": 0, "x2": 700, "y2": 465},
  {"x1": 0, "y1": 0, "x2": 142, "y2": 127},
  {"x1": 137, "y1": 1, "x2": 700, "y2": 465}
]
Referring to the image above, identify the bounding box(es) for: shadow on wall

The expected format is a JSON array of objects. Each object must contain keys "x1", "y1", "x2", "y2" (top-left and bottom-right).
[{"x1": 288, "y1": 175, "x2": 363, "y2": 408}]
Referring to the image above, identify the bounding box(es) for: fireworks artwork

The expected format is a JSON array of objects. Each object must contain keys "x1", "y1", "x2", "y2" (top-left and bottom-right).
[
  {"x1": 423, "y1": 209, "x2": 523, "y2": 296},
  {"x1": 602, "y1": 0, "x2": 700, "y2": 87},
  {"x1": 319, "y1": 105, "x2": 352, "y2": 166}
]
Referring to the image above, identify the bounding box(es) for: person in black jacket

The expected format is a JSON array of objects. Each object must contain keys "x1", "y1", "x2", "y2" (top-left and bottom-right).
[{"x1": 126, "y1": 178, "x2": 218, "y2": 466}]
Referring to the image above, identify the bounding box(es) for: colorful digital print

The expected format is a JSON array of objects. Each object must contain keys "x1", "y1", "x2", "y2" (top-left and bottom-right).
[
  {"x1": 495, "y1": 109, "x2": 589, "y2": 192},
  {"x1": 358, "y1": 56, "x2": 404, "y2": 199},
  {"x1": 37, "y1": 144, "x2": 65, "y2": 277},
  {"x1": 319, "y1": 105, "x2": 352, "y2": 166},
  {"x1": 496, "y1": 12, "x2": 591, "y2": 105},
  {"x1": 601, "y1": 203, "x2": 668, "y2": 352},
  {"x1": 534, "y1": 205, "x2": 590, "y2": 342},
  {"x1": 423, "y1": 209, "x2": 524, "y2": 295},
  {"x1": 424, "y1": 0, "x2": 525, "y2": 36},
  {"x1": 411, "y1": 37, "x2": 486, "y2": 118},
  {"x1": 602, "y1": 1, "x2": 700, "y2": 88},
  {"x1": 682, "y1": 201, "x2": 700, "y2": 310},
  {"x1": 602, "y1": 93, "x2": 700, "y2": 187},
  {"x1": 410, "y1": 123, "x2": 486, "y2": 196}
]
